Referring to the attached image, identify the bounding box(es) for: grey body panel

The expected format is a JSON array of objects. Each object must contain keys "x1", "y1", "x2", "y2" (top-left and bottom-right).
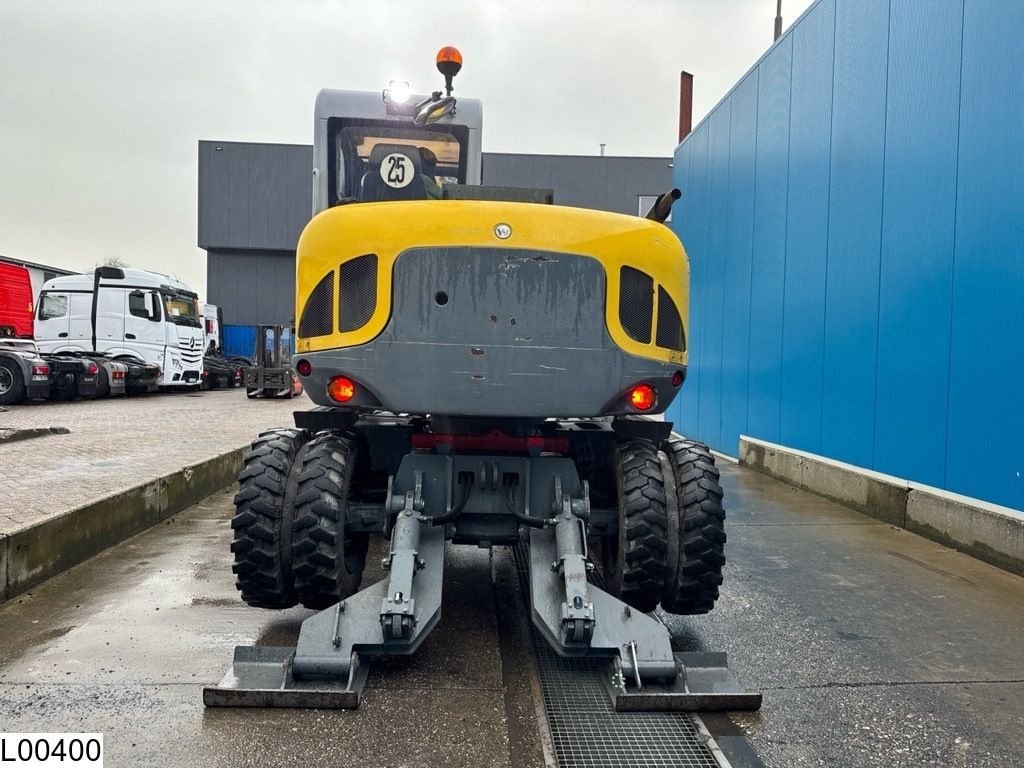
[
  {"x1": 442, "y1": 184, "x2": 554, "y2": 204},
  {"x1": 300, "y1": 247, "x2": 680, "y2": 417}
]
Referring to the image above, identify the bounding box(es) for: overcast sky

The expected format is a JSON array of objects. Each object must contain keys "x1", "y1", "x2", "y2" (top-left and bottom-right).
[{"x1": 0, "y1": 0, "x2": 813, "y2": 300}]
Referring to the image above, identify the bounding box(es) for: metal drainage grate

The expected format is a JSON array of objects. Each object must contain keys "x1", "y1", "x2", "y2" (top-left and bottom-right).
[{"x1": 513, "y1": 545, "x2": 724, "y2": 768}]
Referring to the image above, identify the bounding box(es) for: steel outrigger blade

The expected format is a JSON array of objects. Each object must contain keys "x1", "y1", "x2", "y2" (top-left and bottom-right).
[
  {"x1": 604, "y1": 651, "x2": 762, "y2": 712},
  {"x1": 202, "y1": 645, "x2": 369, "y2": 709},
  {"x1": 529, "y1": 522, "x2": 761, "y2": 713},
  {"x1": 204, "y1": 513, "x2": 446, "y2": 710}
]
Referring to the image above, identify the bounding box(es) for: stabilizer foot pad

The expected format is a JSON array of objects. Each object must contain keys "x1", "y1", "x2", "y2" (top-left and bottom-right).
[
  {"x1": 606, "y1": 652, "x2": 762, "y2": 712},
  {"x1": 203, "y1": 645, "x2": 369, "y2": 709}
]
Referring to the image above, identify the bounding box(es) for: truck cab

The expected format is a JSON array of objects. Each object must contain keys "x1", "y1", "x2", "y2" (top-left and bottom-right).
[
  {"x1": 35, "y1": 268, "x2": 204, "y2": 387},
  {"x1": 202, "y1": 303, "x2": 222, "y2": 355},
  {"x1": 0, "y1": 262, "x2": 35, "y2": 339}
]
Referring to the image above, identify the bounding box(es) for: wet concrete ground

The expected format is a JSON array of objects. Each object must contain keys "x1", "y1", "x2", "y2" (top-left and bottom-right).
[
  {"x1": 0, "y1": 489, "x2": 546, "y2": 768},
  {"x1": 0, "y1": 464, "x2": 1022, "y2": 767},
  {"x1": 665, "y1": 462, "x2": 1024, "y2": 767}
]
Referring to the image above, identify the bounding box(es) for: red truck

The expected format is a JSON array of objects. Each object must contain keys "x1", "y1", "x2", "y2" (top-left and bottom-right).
[{"x1": 0, "y1": 262, "x2": 34, "y2": 338}]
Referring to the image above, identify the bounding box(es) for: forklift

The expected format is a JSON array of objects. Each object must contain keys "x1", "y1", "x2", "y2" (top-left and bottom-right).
[
  {"x1": 244, "y1": 324, "x2": 302, "y2": 399},
  {"x1": 206, "y1": 48, "x2": 760, "y2": 713}
]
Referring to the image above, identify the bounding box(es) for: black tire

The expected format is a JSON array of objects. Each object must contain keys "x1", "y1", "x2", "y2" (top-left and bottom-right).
[
  {"x1": 0, "y1": 359, "x2": 26, "y2": 406},
  {"x1": 93, "y1": 366, "x2": 111, "y2": 399},
  {"x1": 291, "y1": 431, "x2": 369, "y2": 610},
  {"x1": 230, "y1": 428, "x2": 311, "y2": 609},
  {"x1": 49, "y1": 374, "x2": 77, "y2": 401},
  {"x1": 659, "y1": 437, "x2": 726, "y2": 615},
  {"x1": 600, "y1": 439, "x2": 670, "y2": 613}
]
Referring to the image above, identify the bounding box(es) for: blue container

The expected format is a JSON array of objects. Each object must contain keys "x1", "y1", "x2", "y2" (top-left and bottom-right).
[{"x1": 222, "y1": 324, "x2": 257, "y2": 358}]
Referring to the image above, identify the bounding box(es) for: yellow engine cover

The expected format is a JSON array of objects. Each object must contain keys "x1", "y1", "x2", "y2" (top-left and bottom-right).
[{"x1": 295, "y1": 200, "x2": 688, "y2": 367}]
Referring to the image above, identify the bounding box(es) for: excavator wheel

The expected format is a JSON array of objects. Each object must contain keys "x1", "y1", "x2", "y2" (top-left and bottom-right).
[
  {"x1": 230, "y1": 428, "x2": 311, "y2": 608},
  {"x1": 291, "y1": 431, "x2": 370, "y2": 610},
  {"x1": 659, "y1": 436, "x2": 726, "y2": 615},
  {"x1": 598, "y1": 438, "x2": 670, "y2": 613}
]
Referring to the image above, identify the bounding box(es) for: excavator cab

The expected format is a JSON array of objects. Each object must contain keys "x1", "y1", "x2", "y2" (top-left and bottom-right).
[{"x1": 325, "y1": 114, "x2": 475, "y2": 207}]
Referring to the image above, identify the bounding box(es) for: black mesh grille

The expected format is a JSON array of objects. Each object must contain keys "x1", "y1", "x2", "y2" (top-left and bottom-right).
[
  {"x1": 339, "y1": 254, "x2": 378, "y2": 332},
  {"x1": 511, "y1": 545, "x2": 723, "y2": 768},
  {"x1": 656, "y1": 286, "x2": 685, "y2": 352},
  {"x1": 619, "y1": 266, "x2": 654, "y2": 343},
  {"x1": 298, "y1": 270, "x2": 334, "y2": 338}
]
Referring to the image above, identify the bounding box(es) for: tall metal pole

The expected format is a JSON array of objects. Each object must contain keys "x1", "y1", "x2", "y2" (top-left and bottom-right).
[{"x1": 774, "y1": 0, "x2": 783, "y2": 41}]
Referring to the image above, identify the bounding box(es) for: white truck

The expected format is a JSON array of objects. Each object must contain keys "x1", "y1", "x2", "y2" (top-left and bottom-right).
[
  {"x1": 35, "y1": 267, "x2": 204, "y2": 388},
  {"x1": 202, "y1": 303, "x2": 222, "y2": 355}
]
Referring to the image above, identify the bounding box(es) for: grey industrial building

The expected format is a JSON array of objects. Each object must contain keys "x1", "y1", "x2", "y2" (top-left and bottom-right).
[{"x1": 197, "y1": 141, "x2": 672, "y2": 329}]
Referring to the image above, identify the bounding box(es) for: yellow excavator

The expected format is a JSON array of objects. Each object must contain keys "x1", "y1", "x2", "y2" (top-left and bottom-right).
[{"x1": 206, "y1": 47, "x2": 759, "y2": 713}]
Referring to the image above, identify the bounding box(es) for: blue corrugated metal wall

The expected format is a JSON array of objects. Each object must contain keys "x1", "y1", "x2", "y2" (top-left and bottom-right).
[{"x1": 667, "y1": 0, "x2": 1024, "y2": 511}]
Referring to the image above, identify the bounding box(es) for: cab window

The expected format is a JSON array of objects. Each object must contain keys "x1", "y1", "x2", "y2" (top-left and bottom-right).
[
  {"x1": 38, "y1": 292, "x2": 68, "y2": 320},
  {"x1": 129, "y1": 290, "x2": 161, "y2": 321},
  {"x1": 331, "y1": 119, "x2": 468, "y2": 204},
  {"x1": 162, "y1": 293, "x2": 200, "y2": 327}
]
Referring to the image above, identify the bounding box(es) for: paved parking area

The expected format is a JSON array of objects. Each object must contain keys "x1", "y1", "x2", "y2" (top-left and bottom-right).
[{"x1": 0, "y1": 390, "x2": 301, "y2": 534}]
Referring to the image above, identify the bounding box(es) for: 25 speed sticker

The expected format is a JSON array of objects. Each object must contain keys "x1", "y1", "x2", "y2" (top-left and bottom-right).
[{"x1": 0, "y1": 735, "x2": 103, "y2": 767}]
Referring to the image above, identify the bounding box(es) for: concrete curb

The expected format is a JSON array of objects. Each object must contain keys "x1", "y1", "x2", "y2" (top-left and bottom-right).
[
  {"x1": 738, "y1": 435, "x2": 1024, "y2": 577},
  {"x1": 0, "y1": 426, "x2": 72, "y2": 444},
  {"x1": 737, "y1": 437, "x2": 909, "y2": 526},
  {"x1": 1, "y1": 447, "x2": 245, "y2": 603},
  {"x1": 905, "y1": 488, "x2": 1024, "y2": 577}
]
